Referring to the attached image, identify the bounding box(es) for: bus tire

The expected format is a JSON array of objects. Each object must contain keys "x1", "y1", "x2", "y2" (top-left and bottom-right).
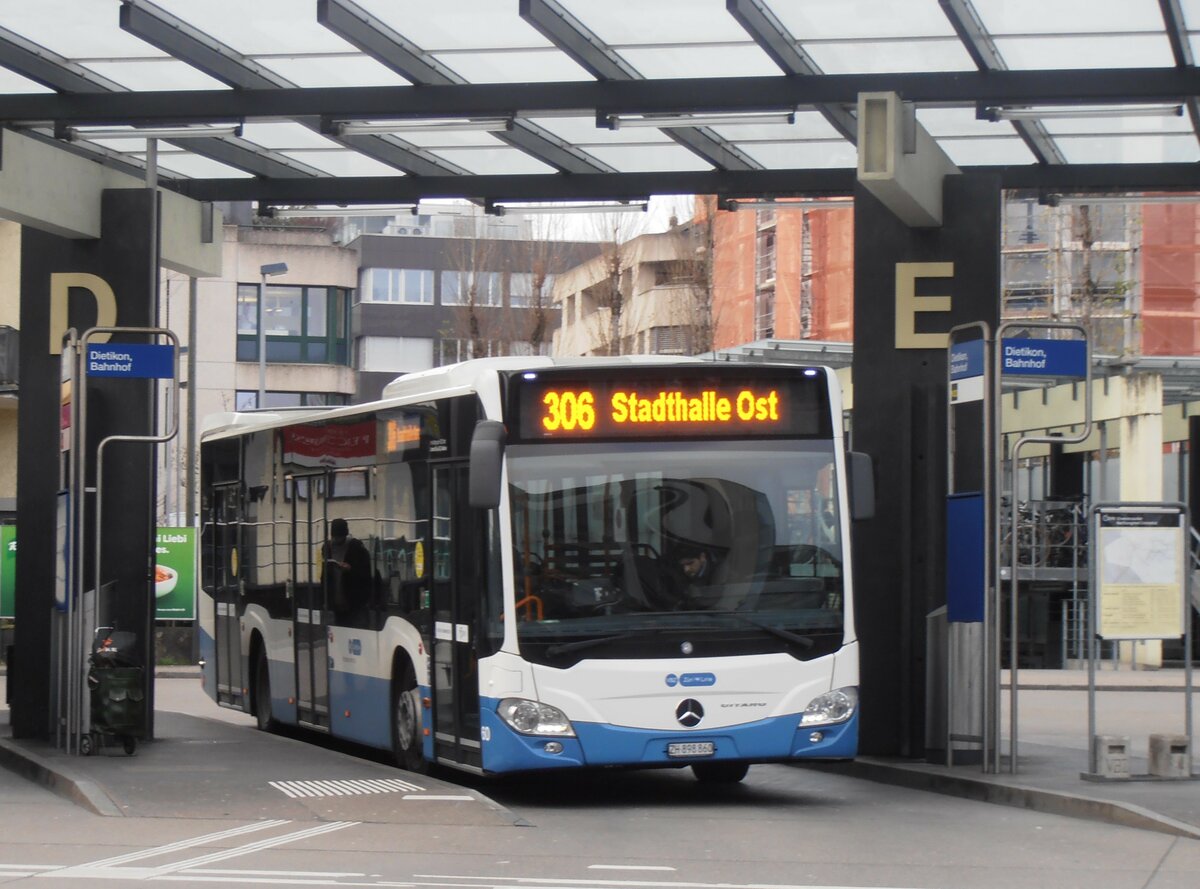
[
  {"x1": 392, "y1": 659, "x2": 428, "y2": 774},
  {"x1": 692, "y1": 761, "x2": 749, "y2": 783},
  {"x1": 253, "y1": 647, "x2": 276, "y2": 732}
]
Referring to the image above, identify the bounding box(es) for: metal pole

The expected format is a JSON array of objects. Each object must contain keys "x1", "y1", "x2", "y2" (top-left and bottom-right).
[
  {"x1": 257, "y1": 274, "x2": 266, "y2": 407},
  {"x1": 1088, "y1": 506, "x2": 1098, "y2": 774},
  {"x1": 185, "y1": 277, "x2": 197, "y2": 525},
  {"x1": 997, "y1": 321, "x2": 1092, "y2": 774}
]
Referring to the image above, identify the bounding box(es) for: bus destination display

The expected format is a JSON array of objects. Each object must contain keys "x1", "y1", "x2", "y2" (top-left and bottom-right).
[{"x1": 514, "y1": 371, "x2": 827, "y2": 441}]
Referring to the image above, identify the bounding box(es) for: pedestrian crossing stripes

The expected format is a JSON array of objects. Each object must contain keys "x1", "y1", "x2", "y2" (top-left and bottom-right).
[{"x1": 269, "y1": 777, "x2": 425, "y2": 798}]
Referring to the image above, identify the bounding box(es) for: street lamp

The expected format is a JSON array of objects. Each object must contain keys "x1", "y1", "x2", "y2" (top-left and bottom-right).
[{"x1": 258, "y1": 262, "x2": 289, "y2": 407}]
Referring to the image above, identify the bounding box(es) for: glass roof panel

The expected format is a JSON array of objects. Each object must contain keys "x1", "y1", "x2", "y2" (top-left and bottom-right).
[
  {"x1": 737, "y1": 141, "x2": 859, "y2": 170},
  {"x1": 917, "y1": 108, "x2": 1019, "y2": 138},
  {"x1": 355, "y1": 0, "x2": 555, "y2": 50},
  {"x1": 1057, "y1": 134, "x2": 1200, "y2": 164},
  {"x1": 431, "y1": 50, "x2": 593, "y2": 83},
  {"x1": 994, "y1": 35, "x2": 1174, "y2": 69},
  {"x1": 153, "y1": 0, "x2": 357, "y2": 55},
  {"x1": 937, "y1": 137, "x2": 1037, "y2": 166},
  {"x1": 619, "y1": 45, "x2": 781, "y2": 79},
  {"x1": 560, "y1": 0, "x2": 754, "y2": 45},
  {"x1": 583, "y1": 144, "x2": 716, "y2": 173},
  {"x1": 0, "y1": 69, "x2": 55, "y2": 95},
  {"x1": 239, "y1": 123, "x2": 342, "y2": 151},
  {"x1": 804, "y1": 39, "x2": 975, "y2": 74},
  {"x1": 427, "y1": 148, "x2": 558, "y2": 175},
  {"x1": 135, "y1": 151, "x2": 256, "y2": 180},
  {"x1": 81, "y1": 59, "x2": 232, "y2": 91},
  {"x1": 255, "y1": 54, "x2": 410, "y2": 88},
  {"x1": 2, "y1": 0, "x2": 165, "y2": 58},
  {"x1": 772, "y1": 0, "x2": 957, "y2": 39},
  {"x1": 525, "y1": 117, "x2": 674, "y2": 145},
  {"x1": 280, "y1": 150, "x2": 404, "y2": 177},
  {"x1": 710, "y1": 112, "x2": 846, "y2": 142},
  {"x1": 1184, "y1": 0, "x2": 1200, "y2": 25},
  {"x1": 973, "y1": 0, "x2": 1166, "y2": 34}
]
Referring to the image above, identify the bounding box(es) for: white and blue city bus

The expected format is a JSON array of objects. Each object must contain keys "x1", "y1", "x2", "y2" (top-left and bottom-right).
[{"x1": 199, "y1": 357, "x2": 872, "y2": 782}]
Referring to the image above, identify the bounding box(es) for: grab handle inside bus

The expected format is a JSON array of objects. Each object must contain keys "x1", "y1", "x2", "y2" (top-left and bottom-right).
[
  {"x1": 469, "y1": 420, "x2": 507, "y2": 509},
  {"x1": 848, "y1": 451, "x2": 875, "y2": 521}
]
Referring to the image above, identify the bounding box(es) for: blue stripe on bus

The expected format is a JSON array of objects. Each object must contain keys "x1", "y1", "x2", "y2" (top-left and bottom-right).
[
  {"x1": 329, "y1": 671, "x2": 392, "y2": 748},
  {"x1": 479, "y1": 696, "x2": 858, "y2": 773}
]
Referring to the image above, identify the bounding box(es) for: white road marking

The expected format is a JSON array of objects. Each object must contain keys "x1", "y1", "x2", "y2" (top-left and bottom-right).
[
  {"x1": 589, "y1": 866, "x2": 678, "y2": 872},
  {"x1": 401, "y1": 794, "x2": 475, "y2": 801},
  {"x1": 150, "y1": 820, "x2": 359, "y2": 875},
  {"x1": 72, "y1": 820, "x2": 291, "y2": 869},
  {"x1": 411, "y1": 877, "x2": 920, "y2": 889},
  {"x1": 270, "y1": 778, "x2": 425, "y2": 798}
]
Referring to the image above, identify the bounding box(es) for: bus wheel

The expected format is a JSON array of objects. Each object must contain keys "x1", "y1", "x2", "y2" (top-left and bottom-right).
[
  {"x1": 692, "y1": 761, "x2": 749, "y2": 783},
  {"x1": 254, "y1": 649, "x2": 276, "y2": 732},
  {"x1": 393, "y1": 661, "x2": 428, "y2": 774}
]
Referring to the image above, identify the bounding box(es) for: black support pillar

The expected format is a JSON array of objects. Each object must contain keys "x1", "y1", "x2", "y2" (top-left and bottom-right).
[{"x1": 851, "y1": 173, "x2": 1002, "y2": 757}]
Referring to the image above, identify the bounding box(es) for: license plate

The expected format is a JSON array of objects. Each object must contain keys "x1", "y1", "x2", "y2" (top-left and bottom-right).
[{"x1": 667, "y1": 741, "x2": 715, "y2": 758}]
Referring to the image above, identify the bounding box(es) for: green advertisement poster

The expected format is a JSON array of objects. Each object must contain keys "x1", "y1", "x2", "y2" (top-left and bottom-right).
[
  {"x1": 0, "y1": 525, "x2": 195, "y2": 622},
  {"x1": 1, "y1": 525, "x2": 15, "y2": 620},
  {"x1": 155, "y1": 527, "x2": 196, "y2": 621}
]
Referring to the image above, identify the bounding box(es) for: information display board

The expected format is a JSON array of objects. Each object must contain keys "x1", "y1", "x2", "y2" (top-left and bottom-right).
[
  {"x1": 0, "y1": 525, "x2": 14, "y2": 619},
  {"x1": 1095, "y1": 507, "x2": 1187, "y2": 640}
]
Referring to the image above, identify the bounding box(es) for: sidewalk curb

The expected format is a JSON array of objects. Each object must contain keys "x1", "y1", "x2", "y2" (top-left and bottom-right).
[
  {"x1": 0, "y1": 737, "x2": 124, "y2": 817},
  {"x1": 808, "y1": 758, "x2": 1200, "y2": 841}
]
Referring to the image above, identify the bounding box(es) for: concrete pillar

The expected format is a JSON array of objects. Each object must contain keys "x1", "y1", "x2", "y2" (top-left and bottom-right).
[{"x1": 1116, "y1": 373, "x2": 1164, "y2": 668}]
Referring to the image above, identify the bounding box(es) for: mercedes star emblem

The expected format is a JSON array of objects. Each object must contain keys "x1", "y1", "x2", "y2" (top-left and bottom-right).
[{"x1": 676, "y1": 698, "x2": 704, "y2": 727}]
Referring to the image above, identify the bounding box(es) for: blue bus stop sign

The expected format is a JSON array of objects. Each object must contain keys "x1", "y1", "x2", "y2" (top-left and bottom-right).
[
  {"x1": 1000, "y1": 337, "x2": 1086, "y2": 377},
  {"x1": 86, "y1": 343, "x2": 175, "y2": 378}
]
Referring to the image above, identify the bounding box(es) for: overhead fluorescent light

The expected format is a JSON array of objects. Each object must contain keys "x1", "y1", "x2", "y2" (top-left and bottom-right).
[
  {"x1": 492, "y1": 202, "x2": 649, "y2": 216},
  {"x1": 725, "y1": 199, "x2": 854, "y2": 211},
  {"x1": 983, "y1": 104, "x2": 1183, "y2": 122},
  {"x1": 336, "y1": 118, "x2": 513, "y2": 136},
  {"x1": 604, "y1": 110, "x2": 796, "y2": 130},
  {"x1": 264, "y1": 205, "x2": 418, "y2": 218},
  {"x1": 68, "y1": 124, "x2": 243, "y2": 140}
]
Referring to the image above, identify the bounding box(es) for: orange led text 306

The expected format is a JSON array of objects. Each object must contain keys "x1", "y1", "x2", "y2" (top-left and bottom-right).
[{"x1": 541, "y1": 388, "x2": 780, "y2": 430}]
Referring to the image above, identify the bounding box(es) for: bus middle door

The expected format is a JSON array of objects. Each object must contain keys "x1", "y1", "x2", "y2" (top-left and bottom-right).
[
  {"x1": 431, "y1": 463, "x2": 482, "y2": 770},
  {"x1": 290, "y1": 473, "x2": 330, "y2": 730},
  {"x1": 212, "y1": 482, "x2": 245, "y2": 708}
]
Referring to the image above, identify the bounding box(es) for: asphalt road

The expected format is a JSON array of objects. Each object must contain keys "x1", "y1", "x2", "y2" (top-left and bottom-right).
[{"x1": 0, "y1": 678, "x2": 1197, "y2": 889}]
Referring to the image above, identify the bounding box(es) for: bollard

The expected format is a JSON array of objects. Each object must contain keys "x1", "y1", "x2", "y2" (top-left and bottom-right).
[
  {"x1": 1092, "y1": 735, "x2": 1131, "y2": 778},
  {"x1": 1148, "y1": 734, "x2": 1191, "y2": 778}
]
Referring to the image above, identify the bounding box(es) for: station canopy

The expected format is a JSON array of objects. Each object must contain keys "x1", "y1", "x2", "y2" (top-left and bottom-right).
[{"x1": 0, "y1": 0, "x2": 1198, "y2": 208}]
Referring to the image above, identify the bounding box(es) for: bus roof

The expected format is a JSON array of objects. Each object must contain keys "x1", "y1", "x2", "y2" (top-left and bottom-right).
[{"x1": 201, "y1": 355, "x2": 716, "y2": 442}]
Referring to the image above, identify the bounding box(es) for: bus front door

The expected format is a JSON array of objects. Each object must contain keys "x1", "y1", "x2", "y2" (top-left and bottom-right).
[
  {"x1": 431, "y1": 464, "x2": 482, "y2": 770},
  {"x1": 291, "y1": 473, "x2": 330, "y2": 730},
  {"x1": 212, "y1": 482, "x2": 244, "y2": 708}
]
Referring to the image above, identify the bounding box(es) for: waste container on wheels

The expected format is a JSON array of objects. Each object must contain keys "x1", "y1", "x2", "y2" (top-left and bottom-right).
[{"x1": 82, "y1": 628, "x2": 144, "y2": 756}]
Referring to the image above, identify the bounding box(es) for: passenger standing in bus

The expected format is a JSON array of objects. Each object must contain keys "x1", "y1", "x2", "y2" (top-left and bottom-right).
[{"x1": 323, "y1": 518, "x2": 371, "y2": 622}]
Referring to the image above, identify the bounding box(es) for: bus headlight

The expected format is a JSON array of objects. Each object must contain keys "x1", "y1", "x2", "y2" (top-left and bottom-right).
[
  {"x1": 799, "y1": 687, "x2": 857, "y2": 727},
  {"x1": 497, "y1": 698, "x2": 576, "y2": 737}
]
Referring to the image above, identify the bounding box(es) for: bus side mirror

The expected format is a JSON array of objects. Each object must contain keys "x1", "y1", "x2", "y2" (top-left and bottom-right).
[
  {"x1": 848, "y1": 451, "x2": 875, "y2": 521},
  {"x1": 468, "y1": 420, "x2": 506, "y2": 509}
]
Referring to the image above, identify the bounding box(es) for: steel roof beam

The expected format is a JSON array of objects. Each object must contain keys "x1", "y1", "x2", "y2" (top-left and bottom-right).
[
  {"x1": 169, "y1": 162, "x2": 1200, "y2": 206},
  {"x1": 939, "y1": 0, "x2": 1065, "y2": 165},
  {"x1": 3, "y1": 69, "x2": 1195, "y2": 124},
  {"x1": 520, "y1": 0, "x2": 760, "y2": 171},
  {"x1": 0, "y1": 25, "x2": 320, "y2": 180},
  {"x1": 318, "y1": 0, "x2": 612, "y2": 174},
  {"x1": 1157, "y1": 0, "x2": 1200, "y2": 147},
  {"x1": 120, "y1": 0, "x2": 466, "y2": 177},
  {"x1": 725, "y1": 0, "x2": 858, "y2": 143}
]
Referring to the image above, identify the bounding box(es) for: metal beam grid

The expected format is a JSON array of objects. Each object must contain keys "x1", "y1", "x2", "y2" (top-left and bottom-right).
[
  {"x1": 520, "y1": 0, "x2": 761, "y2": 172},
  {"x1": 0, "y1": 2, "x2": 1197, "y2": 202}
]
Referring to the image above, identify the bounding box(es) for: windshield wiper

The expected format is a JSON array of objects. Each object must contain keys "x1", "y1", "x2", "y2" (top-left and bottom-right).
[
  {"x1": 544, "y1": 631, "x2": 652, "y2": 658},
  {"x1": 673, "y1": 611, "x2": 816, "y2": 650}
]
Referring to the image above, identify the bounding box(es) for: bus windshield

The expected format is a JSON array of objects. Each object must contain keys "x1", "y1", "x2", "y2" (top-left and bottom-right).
[{"x1": 506, "y1": 440, "x2": 845, "y2": 666}]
